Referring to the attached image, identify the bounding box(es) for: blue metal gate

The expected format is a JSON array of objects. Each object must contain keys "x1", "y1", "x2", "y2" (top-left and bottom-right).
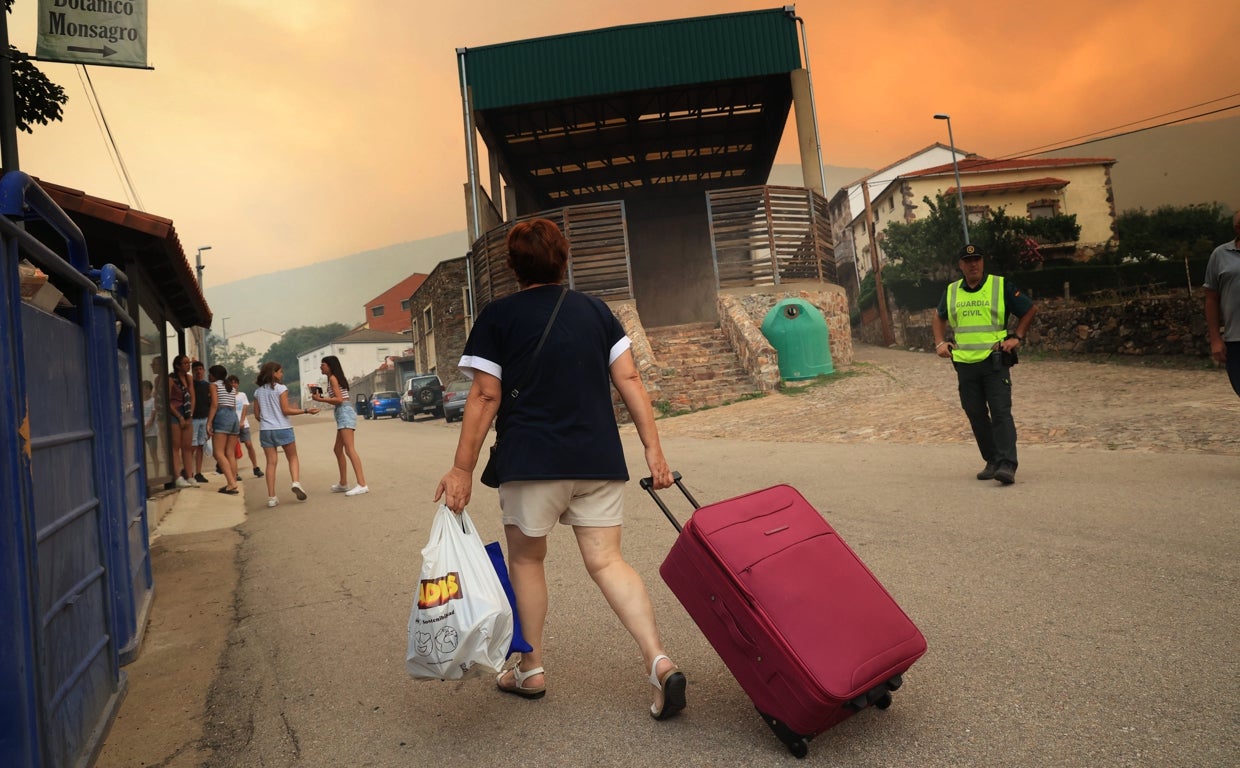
[{"x1": 1, "y1": 173, "x2": 152, "y2": 768}]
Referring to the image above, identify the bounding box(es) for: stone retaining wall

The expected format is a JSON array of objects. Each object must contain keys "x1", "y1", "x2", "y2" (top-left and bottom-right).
[
  {"x1": 859, "y1": 293, "x2": 1212, "y2": 356},
  {"x1": 717, "y1": 295, "x2": 781, "y2": 392},
  {"x1": 719, "y1": 282, "x2": 854, "y2": 388}
]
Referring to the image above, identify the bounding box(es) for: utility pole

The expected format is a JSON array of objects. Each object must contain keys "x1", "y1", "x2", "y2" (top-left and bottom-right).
[
  {"x1": 862, "y1": 181, "x2": 895, "y2": 347},
  {"x1": 1, "y1": 9, "x2": 21, "y2": 173},
  {"x1": 196, "y1": 246, "x2": 212, "y2": 366}
]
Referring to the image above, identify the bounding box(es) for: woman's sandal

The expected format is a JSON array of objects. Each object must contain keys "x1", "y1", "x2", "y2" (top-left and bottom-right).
[
  {"x1": 496, "y1": 665, "x2": 546, "y2": 700},
  {"x1": 648, "y1": 654, "x2": 686, "y2": 720}
]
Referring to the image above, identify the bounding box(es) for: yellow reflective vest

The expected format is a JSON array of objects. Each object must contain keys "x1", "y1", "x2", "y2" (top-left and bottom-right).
[{"x1": 948, "y1": 274, "x2": 1007, "y2": 363}]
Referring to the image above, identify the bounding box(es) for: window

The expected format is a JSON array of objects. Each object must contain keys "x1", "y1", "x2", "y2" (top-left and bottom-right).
[
  {"x1": 400, "y1": 298, "x2": 411, "y2": 311},
  {"x1": 1027, "y1": 199, "x2": 1059, "y2": 219},
  {"x1": 371, "y1": 305, "x2": 385, "y2": 318},
  {"x1": 423, "y1": 305, "x2": 433, "y2": 333},
  {"x1": 966, "y1": 205, "x2": 990, "y2": 225}
]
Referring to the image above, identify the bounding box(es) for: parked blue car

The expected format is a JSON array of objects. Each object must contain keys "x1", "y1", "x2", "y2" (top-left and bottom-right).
[{"x1": 366, "y1": 390, "x2": 401, "y2": 419}]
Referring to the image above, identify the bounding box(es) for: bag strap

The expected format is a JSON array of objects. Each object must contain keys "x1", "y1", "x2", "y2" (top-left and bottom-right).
[{"x1": 500, "y1": 286, "x2": 568, "y2": 411}]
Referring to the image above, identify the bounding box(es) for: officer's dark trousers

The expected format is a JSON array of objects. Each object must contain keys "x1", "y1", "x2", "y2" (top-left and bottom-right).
[
  {"x1": 1227, "y1": 341, "x2": 1240, "y2": 398},
  {"x1": 953, "y1": 354, "x2": 1017, "y2": 467}
]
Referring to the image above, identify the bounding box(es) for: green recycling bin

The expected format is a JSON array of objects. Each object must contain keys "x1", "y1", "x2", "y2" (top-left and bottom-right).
[{"x1": 760, "y1": 298, "x2": 834, "y2": 380}]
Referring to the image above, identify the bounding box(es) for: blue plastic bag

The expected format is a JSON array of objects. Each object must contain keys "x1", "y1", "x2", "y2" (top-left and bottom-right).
[{"x1": 485, "y1": 541, "x2": 533, "y2": 656}]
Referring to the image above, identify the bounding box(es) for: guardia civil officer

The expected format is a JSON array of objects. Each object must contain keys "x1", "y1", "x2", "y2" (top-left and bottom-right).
[{"x1": 932, "y1": 244, "x2": 1037, "y2": 484}]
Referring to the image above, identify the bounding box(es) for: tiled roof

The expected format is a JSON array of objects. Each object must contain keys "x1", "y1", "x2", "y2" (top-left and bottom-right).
[
  {"x1": 33, "y1": 178, "x2": 211, "y2": 327},
  {"x1": 946, "y1": 177, "x2": 1070, "y2": 196},
  {"x1": 838, "y1": 142, "x2": 965, "y2": 192},
  {"x1": 334, "y1": 328, "x2": 410, "y2": 344},
  {"x1": 904, "y1": 156, "x2": 1115, "y2": 178}
]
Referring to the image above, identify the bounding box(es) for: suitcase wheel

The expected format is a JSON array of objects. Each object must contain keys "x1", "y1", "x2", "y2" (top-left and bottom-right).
[
  {"x1": 875, "y1": 692, "x2": 893, "y2": 710},
  {"x1": 757, "y1": 709, "x2": 810, "y2": 759}
]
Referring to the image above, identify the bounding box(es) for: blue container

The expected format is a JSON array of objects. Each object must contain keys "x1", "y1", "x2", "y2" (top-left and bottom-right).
[
  {"x1": 760, "y1": 298, "x2": 834, "y2": 380},
  {"x1": 1, "y1": 173, "x2": 143, "y2": 768}
]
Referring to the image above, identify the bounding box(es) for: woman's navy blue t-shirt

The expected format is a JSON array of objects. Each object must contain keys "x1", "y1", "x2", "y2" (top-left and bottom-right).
[{"x1": 458, "y1": 285, "x2": 631, "y2": 484}]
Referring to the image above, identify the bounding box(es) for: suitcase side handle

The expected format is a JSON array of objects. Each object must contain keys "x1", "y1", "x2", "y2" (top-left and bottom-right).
[{"x1": 639, "y1": 471, "x2": 700, "y2": 533}]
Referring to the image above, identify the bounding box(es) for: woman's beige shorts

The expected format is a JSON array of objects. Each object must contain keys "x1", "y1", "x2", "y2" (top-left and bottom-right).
[{"x1": 498, "y1": 479, "x2": 624, "y2": 537}]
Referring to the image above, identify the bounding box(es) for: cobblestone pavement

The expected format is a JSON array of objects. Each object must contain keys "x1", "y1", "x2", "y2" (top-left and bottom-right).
[{"x1": 642, "y1": 344, "x2": 1240, "y2": 455}]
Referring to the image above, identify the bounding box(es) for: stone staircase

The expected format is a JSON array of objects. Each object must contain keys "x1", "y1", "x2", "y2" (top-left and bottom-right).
[{"x1": 644, "y1": 322, "x2": 761, "y2": 414}]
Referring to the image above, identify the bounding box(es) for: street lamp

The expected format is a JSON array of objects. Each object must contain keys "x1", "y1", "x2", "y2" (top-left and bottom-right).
[
  {"x1": 933, "y1": 114, "x2": 970, "y2": 245},
  {"x1": 221, "y1": 316, "x2": 231, "y2": 355},
  {"x1": 195, "y1": 245, "x2": 211, "y2": 285},
  {"x1": 195, "y1": 246, "x2": 212, "y2": 366}
]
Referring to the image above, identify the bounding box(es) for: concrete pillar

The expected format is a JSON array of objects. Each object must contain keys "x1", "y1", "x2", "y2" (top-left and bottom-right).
[
  {"x1": 790, "y1": 69, "x2": 823, "y2": 196},
  {"x1": 488, "y1": 147, "x2": 503, "y2": 221}
]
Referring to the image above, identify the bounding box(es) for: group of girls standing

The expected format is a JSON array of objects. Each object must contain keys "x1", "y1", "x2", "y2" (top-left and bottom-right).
[{"x1": 166, "y1": 354, "x2": 369, "y2": 507}]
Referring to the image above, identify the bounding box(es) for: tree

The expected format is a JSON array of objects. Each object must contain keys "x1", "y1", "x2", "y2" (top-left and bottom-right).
[
  {"x1": 5, "y1": 1, "x2": 68, "y2": 133},
  {"x1": 1113, "y1": 203, "x2": 1233, "y2": 263},
  {"x1": 257, "y1": 323, "x2": 351, "y2": 397},
  {"x1": 881, "y1": 194, "x2": 970, "y2": 282},
  {"x1": 881, "y1": 194, "x2": 1080, "y2": 281},
  {"x1": 206, "y1": 335, "x2": 259, "y2": 386}
]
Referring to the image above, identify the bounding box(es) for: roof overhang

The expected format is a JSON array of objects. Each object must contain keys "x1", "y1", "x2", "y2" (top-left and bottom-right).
[
  {"x1": 28, "y1": 179, "x2": 211, "y2": 328},
  {"x1": 947, "y1": 177, "x2": 1070, "y2": 196}
]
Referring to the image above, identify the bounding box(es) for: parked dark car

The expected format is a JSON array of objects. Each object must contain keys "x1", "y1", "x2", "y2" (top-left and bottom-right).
[
  {"x1": 354, "y1": 393, "x2": 370, "y2": 418},
  {"x1": 442, "y1": 380, "x2": 470, "y2": 423},
  {"x1": 367, "y1": 391, "x2": 401, "y2": 419},
  {"x1": 400, "y1": 374, "x2": 444, "y2": 420}
]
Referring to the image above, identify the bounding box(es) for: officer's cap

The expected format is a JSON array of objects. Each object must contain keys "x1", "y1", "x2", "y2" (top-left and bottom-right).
[{"x1": 959, "y1": 244, "x2": 984, "y2": 260}]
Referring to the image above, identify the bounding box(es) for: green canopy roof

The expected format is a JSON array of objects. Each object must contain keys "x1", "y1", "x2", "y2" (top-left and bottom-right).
[{"x1": 462, "y1": 8, "x2": 801, "y2": 111}]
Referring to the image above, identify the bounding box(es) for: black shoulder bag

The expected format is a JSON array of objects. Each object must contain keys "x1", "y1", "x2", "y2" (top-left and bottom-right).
[{"x1": 480, "y1": 286, "x2": 568, "y2": 488}]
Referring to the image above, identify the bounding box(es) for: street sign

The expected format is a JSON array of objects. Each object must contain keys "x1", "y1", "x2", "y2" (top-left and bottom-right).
[{"x1": 35, "y1": 0, "x2": 149, "y2": 69}]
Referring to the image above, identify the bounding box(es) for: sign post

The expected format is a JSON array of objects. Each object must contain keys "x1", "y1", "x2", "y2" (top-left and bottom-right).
[{"x1": 35, "y1": 0, "x2": 149, "y2": 69}]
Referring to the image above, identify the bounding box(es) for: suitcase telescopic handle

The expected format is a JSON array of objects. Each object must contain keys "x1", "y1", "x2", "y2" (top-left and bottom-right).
[{"x1": 639, "y1": 471, "x2": 700, "y2": 533}]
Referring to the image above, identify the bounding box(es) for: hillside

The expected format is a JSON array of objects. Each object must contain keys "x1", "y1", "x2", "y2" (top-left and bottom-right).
[
  {"x1": 1033, "y1": 114, "x2": 1238, "y2": 213},
  {"x1": 204, "y1": 232, "x2": 465, "y2": 336}
]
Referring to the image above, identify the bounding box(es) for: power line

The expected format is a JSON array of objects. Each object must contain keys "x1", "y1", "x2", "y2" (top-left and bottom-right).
[
  {"x1": 994, "y1": 94, "x2": 1240, "y2": 161},
  {"x1": 78, "y1": 64, "x2": 144, "y2": 210},
  {"x1": 74, "y1": 64, "x2": 129, "y2": 204}
]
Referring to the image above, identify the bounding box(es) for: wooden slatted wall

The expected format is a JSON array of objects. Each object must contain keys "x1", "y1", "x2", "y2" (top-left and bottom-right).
[
  {"x1": 707, "y1": 185, "x2": 835, "y2": 289},
  {"x1": 470, "y1": 202, "x2": 632, "y2": 307}
]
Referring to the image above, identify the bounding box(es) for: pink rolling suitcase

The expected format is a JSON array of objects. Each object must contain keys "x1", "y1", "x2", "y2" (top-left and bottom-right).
[{"x1": 642, "y1": 474, "x2": 926, "y2": 758}]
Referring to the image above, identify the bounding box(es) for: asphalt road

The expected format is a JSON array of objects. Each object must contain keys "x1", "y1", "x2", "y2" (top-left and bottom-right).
[{"x1": 176, "y1": 409, "x2": 1238, "y2": 768}]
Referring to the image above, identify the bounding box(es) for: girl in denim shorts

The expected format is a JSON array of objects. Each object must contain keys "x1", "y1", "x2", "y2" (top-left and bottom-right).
[
  {"x1": 252, "y1": 362, "x2": 319, "y2": 508},
  {"x1": 206, "y1": 365, "x2": 241, "y2": 494},
  {"x1": 311, "y1": 355, "x2": 369, "y2": 496}
]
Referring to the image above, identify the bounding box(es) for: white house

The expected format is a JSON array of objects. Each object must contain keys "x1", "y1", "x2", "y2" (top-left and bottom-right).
[
  {"x1": 296, "y1": 328, "x2": 410, "y2": 404},
  {"x1": 828, "y1": 143, "x2": 968, "y2": 296},
  {"x1": 843, "y1": 155, "x2": 1118, "y2": 281},
  {"x1": 226, "y1": 327, "x2": 283, "y2": 371}
]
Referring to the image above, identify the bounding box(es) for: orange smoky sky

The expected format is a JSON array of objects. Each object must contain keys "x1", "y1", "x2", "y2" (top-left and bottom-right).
[{"x1": 9, "y1": 0, "x2": 1239, "y2": 286}]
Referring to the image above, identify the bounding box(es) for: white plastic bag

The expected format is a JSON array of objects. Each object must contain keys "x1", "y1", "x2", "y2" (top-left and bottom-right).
[{"x1": 406, "y1": 506, "x2": 514, "y2": 680}]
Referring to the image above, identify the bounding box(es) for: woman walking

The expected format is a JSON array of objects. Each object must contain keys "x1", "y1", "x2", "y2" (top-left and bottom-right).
[
  {"x1": 206, "y1": 365, "x2": 241, "y2": 495},
  {"x1": 252, "y1": 361, "x2": 319, "y2": 508},
  {"x1": 167, "y1": 354, "x2": 197, "y2": 488},
  {"x1": 311, "y1": 355, "x2": 368, "y2": 496},
  {"x1": 435, "y1": 218, "x2": 685, "y2": 719}
]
